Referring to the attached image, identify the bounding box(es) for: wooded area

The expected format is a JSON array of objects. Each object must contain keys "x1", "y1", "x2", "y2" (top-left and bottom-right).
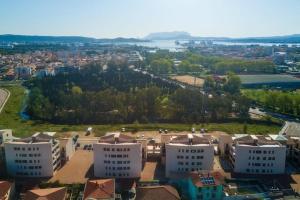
[{"x1": 25, "y1": 63, "x2": 250, "y2": 124}]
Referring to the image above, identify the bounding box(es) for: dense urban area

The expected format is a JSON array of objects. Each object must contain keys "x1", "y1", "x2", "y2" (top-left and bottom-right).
[{"x1": 1, "y1": 34, "x2": 300, "y2": 200}]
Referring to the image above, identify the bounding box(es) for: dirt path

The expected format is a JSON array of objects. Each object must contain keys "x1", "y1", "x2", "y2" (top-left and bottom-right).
[{"x1": 0, "y1": 88, "x2": 10, "y2": 114}]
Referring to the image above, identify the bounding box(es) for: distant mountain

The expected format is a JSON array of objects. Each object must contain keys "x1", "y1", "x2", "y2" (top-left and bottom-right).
[
  {"x1": 144, "y1": 31, "x2": 193, "y2": 40},
  {"x1": 1, "y1": 33, "x2": 300, "y2": 44},
  {"x1": 0, "y1": 34, "x2": 148, "y2": 44},
  {"x1": 144, "y1": 31, "x2": 300, "y2": 43}
]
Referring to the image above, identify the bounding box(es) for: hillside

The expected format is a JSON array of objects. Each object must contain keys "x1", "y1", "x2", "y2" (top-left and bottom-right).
[{"x1": 0, "y1": 34, "x2": 148, "y2": 43}]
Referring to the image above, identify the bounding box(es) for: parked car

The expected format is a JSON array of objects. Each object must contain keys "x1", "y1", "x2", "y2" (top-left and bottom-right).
[{"x1": 86, "y1": 127, "x2": 92, "y2": 136}]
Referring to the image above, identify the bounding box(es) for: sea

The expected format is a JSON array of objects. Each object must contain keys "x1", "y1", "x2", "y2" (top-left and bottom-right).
[{"x1": 113, "y1": 40, "x2": 300, "y2": 51}]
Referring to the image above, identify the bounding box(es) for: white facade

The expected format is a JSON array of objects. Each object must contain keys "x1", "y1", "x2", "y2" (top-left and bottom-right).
[
  {"x1": 233, "y1": 144, "x2": 286, "y2": 174},
  {"x1": 226, "y1": 135, "x2": 286, "y2": 174},
  {"x1": 94, "y1": 133, "x2": 142, "y2": 178},
  {"x1": 59, "y1": 137, "x2": 76, "y2": 162},
  {"x1": 165, "y1": 134, "x2": 214, "y2": 177},
  {"x1": 0, "y1": 130, "x2": 14, "y2": 144},
  {"x1": 4, "y1": 132, "x2": 60, "y2": 177}
]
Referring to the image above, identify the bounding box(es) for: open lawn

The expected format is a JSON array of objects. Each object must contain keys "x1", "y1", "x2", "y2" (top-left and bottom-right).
[
  {"x1": 0, "y1": 84, "x2": 282, "y2": 138},
  {"x1": 170, "y1": 75, "x2": 204, "y2": 87}
]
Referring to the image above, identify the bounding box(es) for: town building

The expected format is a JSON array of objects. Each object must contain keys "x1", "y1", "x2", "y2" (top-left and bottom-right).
[
  {"x1": 219, "y1": 134, "x2": 286, "y2": 174},
  {"x1": 23, "y1": 187, "x2": 67, "y2": 200},
  {"x1": 164, "y1": 134, "x2": 214, "y2": 177},
  {"x1": 93, "y1": 132, "x2": 142, "y2": 178},
  {"x1": 54, "y1": 66, "x2": 80, "y2": 75},
  {"x1": 15, "y1": 66, "x2": 32, "y2": 79},
  {"x1": 270, "y1": 133, "x2": 300, "y2": 165},
  {"x1": 170, "y1": 171, "x2": 224, "y2": 200},
  {"x1": 4, "y1": 132, "x2": 61, "y2": 177},
  {"x1": 0, "y1": 129, "x2": 14, "y2": 144},
  {"x1": 0, "y1": 180, "x2": 15, "y2": 200},
  {"x1": 136, "y1": 185, "x2": 180, "y2": 200},
  {"x1": 59, "y1": 137, "x2": 77, "y2": 165},
  {"x1": 35, "y1": 68, "x2": 54, "y2": 78},
  {"x1": 83, "y1": 179, "x2": 115, "y2": 200}
]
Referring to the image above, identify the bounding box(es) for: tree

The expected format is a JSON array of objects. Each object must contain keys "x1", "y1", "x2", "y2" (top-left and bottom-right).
[
  {"x1": 150, "y1": 58, "x2": 173, "y2": 74},
  {"x1": 203, "y1": 76, "x2": 215, "y2": 91},
  {"x1": 71, "y1": 86, "x2": 83, "y2": 95},
  {"x1": 224, "y1": 73, "x2": 241, "y2": 94}
]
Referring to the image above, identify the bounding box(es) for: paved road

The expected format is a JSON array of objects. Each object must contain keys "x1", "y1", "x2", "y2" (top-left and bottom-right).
[
  {"x1": 0, "y1": 88, "x2": 10, "y2": 113},
  {"x1": 249, "y1": 106, "x2": 300, "y2": 122}
]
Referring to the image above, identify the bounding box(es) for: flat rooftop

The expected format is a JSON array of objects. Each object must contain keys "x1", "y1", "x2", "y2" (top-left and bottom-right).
[
  {"x1": 233, "y1": 135, "x2": 282, "y2": 146},
  {"x1": 13, "y1": 132, "x2": 56, "y2": 144},
  {"x1": 169, "y1": 134, "x2": 211, "y2": 145},
  {"x1": 99, "y1": 132, "x2": 137, "y2": 144}
]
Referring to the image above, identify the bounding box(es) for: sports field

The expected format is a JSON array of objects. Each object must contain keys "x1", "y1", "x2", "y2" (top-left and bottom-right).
[{"x1": 170, "y1": 75, "x2": 204, "y2": 87}]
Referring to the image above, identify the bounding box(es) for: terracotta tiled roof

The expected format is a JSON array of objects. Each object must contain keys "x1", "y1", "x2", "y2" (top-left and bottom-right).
[
  {"x1": 24, "y1": 187, "x2": 67, "y2": 200},
  {"x1": 83, "y1": 179, "x2": 115, "y2": 199},
  {"x1": 136, "y1": 185, "x2": 180, "y2": 200},
  {"x1": 0, "y1": 181, "x2": 13, "y2": 200}
]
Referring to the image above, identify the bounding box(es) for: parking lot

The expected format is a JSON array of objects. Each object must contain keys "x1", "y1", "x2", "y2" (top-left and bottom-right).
[
  {"x1": 140, "y1": 160, "x2": 165, "y2": 181},
  {"x1": 49, "y1": 150, "x2": 93, "y2": 184}
]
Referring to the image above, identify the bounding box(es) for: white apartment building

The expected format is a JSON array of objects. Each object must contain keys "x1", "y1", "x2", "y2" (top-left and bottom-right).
[
  {"x1": 165, "y1": 134, "x2": 214, "y2": 177},
  {"x1": 4, "y1": 132, "x2": 61, "y2": 177},
  {"x1": 220, "y1": 134, "x2": 286, "y2": 174},
  {"x1": 93, "y1": 132, "x2": 142, "y2": 178}
]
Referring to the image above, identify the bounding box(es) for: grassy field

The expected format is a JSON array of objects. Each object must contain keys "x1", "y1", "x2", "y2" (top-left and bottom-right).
[
  {"x1": 0, "y1": 84, "x2": 282, "y2": 138},
  {"x1": 239, "y1": 74, "x2": 300, "y2": 84}
]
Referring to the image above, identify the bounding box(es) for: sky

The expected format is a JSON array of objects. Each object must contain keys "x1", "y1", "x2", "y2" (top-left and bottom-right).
[{"x1": 1, "y1": 0, "x2": 300, "y2": 38}]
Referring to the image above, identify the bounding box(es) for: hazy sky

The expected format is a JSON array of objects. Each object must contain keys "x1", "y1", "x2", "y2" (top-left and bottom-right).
[{"x1": 1, "y1": 0, "x2": 300, "y2": 38}]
